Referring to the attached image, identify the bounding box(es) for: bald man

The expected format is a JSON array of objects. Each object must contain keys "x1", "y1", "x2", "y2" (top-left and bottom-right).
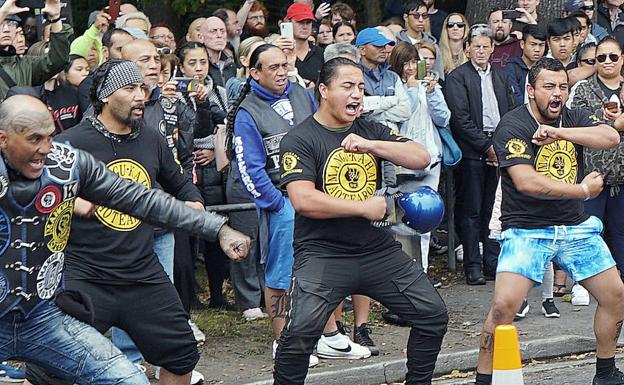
[
  {"x1": 186, "y1": 17, "x2": 206, "y2": 43},
  {"x1": 201, "y1": 16, "x2": 236, "y2": 86},
  {"x1": 120, "y1": 3, "x2": 139, "y2": 15}
]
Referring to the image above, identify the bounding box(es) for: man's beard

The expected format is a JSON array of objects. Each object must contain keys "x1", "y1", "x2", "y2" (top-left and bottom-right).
[
  {"x1": 124, "y1": 106, "x2": 145, "y2": 131},
  {"x1": 494, "y1": 30, "x2": 507, "y2": 42},
  {"x1": 244, "y1": 22, "x2": 268, "y2": 37}
]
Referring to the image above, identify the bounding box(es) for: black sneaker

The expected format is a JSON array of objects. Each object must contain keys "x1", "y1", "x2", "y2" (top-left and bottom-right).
[
  {"x1": 429, "y1": 236, "x2": 448, "y2": 255},
  {"x1": 514, "y1": 299, "x2": 529, "y2": 321},
  {"x1": 593, "y1": 367, "x2": 624, "y2": 384},
  {"x1": 335, "y1": 320, "x2": 351, "y2": 336},
  {"x1": 541, "y1": 298, "x2": 560, "y2": 318},
  {"x1": 353, "y1": 323, "x2": 380, "y2": 356}
]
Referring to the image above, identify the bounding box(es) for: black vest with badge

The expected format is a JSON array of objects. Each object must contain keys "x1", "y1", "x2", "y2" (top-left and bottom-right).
[
  {"x1": 0, "y1": 142, "x2": 80, "y2": 317},
  {"x1": 239, "y1": 83, "x2": 314, "y2": 185}
]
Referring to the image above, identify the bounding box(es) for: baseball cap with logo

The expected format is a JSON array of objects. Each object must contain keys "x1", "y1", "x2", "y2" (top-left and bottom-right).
[
  {"x1": 355, "y1": 28, "x2": 396, "y2": 47},
  {"x1": 285, "y1": 3, "x2": 315, "y2": 22}
]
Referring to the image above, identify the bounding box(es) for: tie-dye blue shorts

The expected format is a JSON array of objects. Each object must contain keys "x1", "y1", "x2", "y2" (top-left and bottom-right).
[{"x1": 497, "y1": 216, "x2": 615, "y2": 283}]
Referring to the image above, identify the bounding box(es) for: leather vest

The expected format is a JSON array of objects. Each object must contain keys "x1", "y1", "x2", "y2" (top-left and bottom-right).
[
  {"x1": 0, "y1": 142, "x2": 80, "y2": 317},
  {"x1": 239, "y1": 83, "x2": 314, "y2": 185}
]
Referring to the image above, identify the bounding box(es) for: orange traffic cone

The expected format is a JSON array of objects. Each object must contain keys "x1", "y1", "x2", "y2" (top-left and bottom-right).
[{"x1": 492, "y1": 324, "x2": 524, "y2": 385}]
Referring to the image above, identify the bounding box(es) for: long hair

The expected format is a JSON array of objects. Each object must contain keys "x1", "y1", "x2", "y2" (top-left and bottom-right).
[
  {"x1": 439, "y1": 13, "x2": 469, "y2": 75},
  {"x1": 225, "y1": 44, "x2": 278, "y2": 159}
]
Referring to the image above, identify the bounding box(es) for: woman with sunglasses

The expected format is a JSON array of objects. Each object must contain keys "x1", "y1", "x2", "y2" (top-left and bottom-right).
[
  {"x1": 570, "y1": 36, "x2": 624, "y2": 286},
  {"x1": 438, "y1": 13, "x2": 469, "y2": 75}
]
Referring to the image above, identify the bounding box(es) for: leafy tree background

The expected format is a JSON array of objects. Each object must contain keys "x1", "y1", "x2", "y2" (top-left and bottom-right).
[{"x1": 70, "y1": 0, "x2": 470, "y2": 38}]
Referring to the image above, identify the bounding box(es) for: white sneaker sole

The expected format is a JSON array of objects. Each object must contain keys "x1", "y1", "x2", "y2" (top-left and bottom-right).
[
  {"x1": 316, "y1": 350, "x2": 371, "y2": 360},
  {"x1": 541, "y1": 307, "x2": 561, "y2": 318},
  {"x1": 571, "y1": 299, "x2": 590, "y2": 306}
]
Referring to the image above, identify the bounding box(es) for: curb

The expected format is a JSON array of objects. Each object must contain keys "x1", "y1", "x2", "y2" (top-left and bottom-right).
[{"x1": 243, "y1": 335, "x2": 598, "y2": 385}]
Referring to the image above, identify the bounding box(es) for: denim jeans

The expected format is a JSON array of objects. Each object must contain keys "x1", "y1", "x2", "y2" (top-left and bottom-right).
[
  {"x1": 0, "y1": 301, "x2": 148, "y2": 385},
  {"x1": 111, "y1": 231, "x2": 175, "y2": 363}
]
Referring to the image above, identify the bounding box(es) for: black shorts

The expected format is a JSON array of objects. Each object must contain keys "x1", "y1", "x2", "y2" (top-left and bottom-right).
[{"x1": 27, "y1": 280, "x2": 199, "y2": 383}]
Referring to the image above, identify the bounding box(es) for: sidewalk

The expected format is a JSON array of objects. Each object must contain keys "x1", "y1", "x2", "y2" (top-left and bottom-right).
[{"x1": 193, "y1": 280, "x2": 600, "y2": 385}]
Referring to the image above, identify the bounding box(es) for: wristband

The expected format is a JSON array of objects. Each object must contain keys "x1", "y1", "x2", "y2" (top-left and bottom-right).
[
  {"x1": 45, "y1": 16, "x2": 62, "y2": 24},
  {"x1": 580, "y1": 183, "x2": 591, "y2": 201}
]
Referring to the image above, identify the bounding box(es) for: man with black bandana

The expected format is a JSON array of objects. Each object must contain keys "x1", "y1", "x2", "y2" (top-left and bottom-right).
[
  {"x1": 0, "y1": 93, "x2": 247, "y2": 384},
  {"x1": 474, "y1": 57, "x2": 624, "y2": 385},
  {"x1": 25, "y1": 60, "x2": 250, "y2": 385}
]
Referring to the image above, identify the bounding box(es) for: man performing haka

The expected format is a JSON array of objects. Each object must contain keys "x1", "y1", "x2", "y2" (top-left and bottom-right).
[
  {"x1": 273, "y1": 57, "x2": 449, "y2": 385},
  {"x1": 474, "y1": 57, "x2": 624, "y2": 385},
  {"x1": 0, "y1": 95, "x2": 248, "y2": 384}
]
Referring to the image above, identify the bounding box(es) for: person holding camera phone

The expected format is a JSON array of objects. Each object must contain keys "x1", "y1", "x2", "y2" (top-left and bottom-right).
[
  {"x1": 0, "y1": 0, "x2": 71, "y2": 100},
  {"x1": 283, "y1": 3, "x2": 324, "y2": 88},
  {"x1": 488, "y1": 8, "x2": 523, "y2": 69},
  {"x1": 569, "y1": 36, "x2": 624, "y2": 285}
]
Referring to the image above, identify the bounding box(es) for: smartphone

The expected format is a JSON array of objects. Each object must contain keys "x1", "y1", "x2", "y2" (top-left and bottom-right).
[
  {"x1": 18, "y1": 0, "x2": 45, "y2": 8},
  {"x1": 173, "y1": 77, "x2": 200, "y2": 93},
  {"x1": 280, "y1": 22, "x2": 294, "y2": 40},
  {"x1": 107, "y1": 0, "x2": 121, "y2": 22},
  {"x1": 501, "y1": 10, "x2": 521, "y2": 20},
  {"x1": 416, "y1": 60, "x2": 427, "y2": 80}
]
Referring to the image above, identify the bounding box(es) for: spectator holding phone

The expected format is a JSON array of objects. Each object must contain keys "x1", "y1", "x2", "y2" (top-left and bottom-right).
[
  {"x1": 0, "y1": 0, "x2": 71, "y2": 100},
  {"x1": 488, "y1": 8, "x2": 523, "y2": 69},
  {"x1": 283, "y1": 3, "x2": 324, "y2": 88},
  {"x1": 569, "y1": 36, "x2": 624, "y2": 283}
]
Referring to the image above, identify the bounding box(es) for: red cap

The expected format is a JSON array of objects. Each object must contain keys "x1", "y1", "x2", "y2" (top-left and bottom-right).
[{"x1": 286, "y1": 3, "x2": 315, "y2": 22}]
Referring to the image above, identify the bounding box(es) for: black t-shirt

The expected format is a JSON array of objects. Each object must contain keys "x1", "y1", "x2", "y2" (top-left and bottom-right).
[
  {"x1": 279, "y1": 116, "x2": 409, "y2": 257},
  {"x1": 46, "y1": 85, "x2": 82, "y2": 133},
  {"x1": 494, "y1": 105, "x2": 600, "y2": 230},
  {"x1": 56, "y1": 119, "x2": 202, "y2": 284},
  {"x1": 597, "y1": 77, "x2": 622, "y2": 105},
  {"x1": 295, "y1": 44, "x2": 324, "y2": 84}
]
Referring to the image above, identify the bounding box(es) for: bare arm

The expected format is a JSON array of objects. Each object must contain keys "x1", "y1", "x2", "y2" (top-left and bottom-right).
[
  {"x1": 341, "y1": 134, "x2": 431, "y2": 170},
  {"x1": 567, "y1": 66, "x2": 596, "y2": 85},
  {"x1": 508, "y1": 164, "x2": 603, "y2": 200},
  {"x1": 533, "y1": 124, "x2": 620, "y2": 150},
  {"x1": 286, "y1": 180, "x2": 386, "y2": 220},
  {"x1": 237, "y1": 0, "x2": 254, "y2": 28}
]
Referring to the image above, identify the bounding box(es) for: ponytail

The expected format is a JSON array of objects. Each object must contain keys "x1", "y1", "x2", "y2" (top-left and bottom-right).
[{"x1": 225, "y1": 77, "x2": 252, "y2": 160}]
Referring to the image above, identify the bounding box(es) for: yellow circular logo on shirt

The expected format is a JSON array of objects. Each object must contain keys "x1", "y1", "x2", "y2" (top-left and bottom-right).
[
  {"x1": 323, "y1": 149, "x2": 377, "y2": 201},
  {"x1": 95, "y1": 159, "x2": 151, "y2": 231},
  {"x1": 45, "y1": 199, "x2": 74, "y2": 252},
  {"x1": 535, "y1": 140, "x2": 578, "y2": 184}
]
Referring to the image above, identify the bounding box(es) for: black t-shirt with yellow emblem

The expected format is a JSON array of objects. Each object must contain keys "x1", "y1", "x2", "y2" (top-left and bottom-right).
[
  {"x1": 495, "y1": 105, "x2": 598, "y2": 230},
  {"x1": 280, "y1": 116, "x2": 409, "y2": 257}
]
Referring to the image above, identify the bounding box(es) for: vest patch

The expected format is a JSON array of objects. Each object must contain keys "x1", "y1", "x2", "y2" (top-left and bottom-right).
[
  {"x1": 0, "y1": 208, "x2": 10, "y2": 256},
  {"x1": 0, "y1": 271, "x2": 8, "y2": 302},
  {"x1": 36, "y1": 252, "x2": 64, "y2": 299},
  {"x1": 44, "y1": 200, "x2": 74, "y2": 253},
  {"x1": 35, "y1": 185, "x2": 62, "y2": 214}
]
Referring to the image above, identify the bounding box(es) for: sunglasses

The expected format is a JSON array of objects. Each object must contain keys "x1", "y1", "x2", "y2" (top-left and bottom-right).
[
  {"x1": 581, "y1": 5, "x2": 595, "y2": 11},
  {"x1": 580, "y1": 58, "x2": 596, "y2": 65},
  {"x1": 596, "y1": 53, "x2": 621, "y2": 63},
  {"x1": 408, "y1": 12, "x2": 429, "y2": 20},
  {"x1": 446, "y1": 21, "x2": 465, "y2": 29}
]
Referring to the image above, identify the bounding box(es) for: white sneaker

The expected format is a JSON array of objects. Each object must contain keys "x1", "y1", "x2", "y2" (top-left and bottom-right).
[
  {"x1": 272, "y1": 340, "x2": 319, "y2": 367},
  {"x1": 316, "y1": 333, "x2": 371, "y2": 360},
  {"x1": 571, "y1": 284, "x2": 590, "y2": 306},
  {"x1": 188, "y1": 320, "x2": 206, "y2": 345},
  {"x1": 242, "y1": 307, "x2": 268, "y2": 321},
  {"x1": 154, "y1": 367, "x2": 204, "y2": 384}
]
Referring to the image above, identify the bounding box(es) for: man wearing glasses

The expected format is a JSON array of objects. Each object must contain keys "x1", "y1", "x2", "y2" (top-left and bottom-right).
[
  {"x1": 0, "y1": 0, "x2": 71, "y2": 100},
  {"x1": 149, "y1": 24, "x2": 176, "y2": 52},
  {"x1": 397, "y1": 0, "x2": 444, "y2": 79},
  {"x1": 444, "y1": 24, "x2": 516, "y2": 286}
]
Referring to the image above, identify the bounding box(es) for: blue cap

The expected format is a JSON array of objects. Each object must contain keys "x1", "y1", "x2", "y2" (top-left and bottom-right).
[{"x1": 355, "y1": 28, "x2": 396, "y2": 47}]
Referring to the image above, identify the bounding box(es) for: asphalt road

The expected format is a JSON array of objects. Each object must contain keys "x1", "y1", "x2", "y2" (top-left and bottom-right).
[{"x1": 433, "y1": 352, "x2": 624, "y2": 385}]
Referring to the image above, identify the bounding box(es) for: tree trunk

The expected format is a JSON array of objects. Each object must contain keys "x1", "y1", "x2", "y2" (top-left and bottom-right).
[
  {"x1": 360, "y1": 0, "x2": 384, "y2": 26},
  {"x1": 465, "y1": 0, "x2": 566, "y2": 25}
]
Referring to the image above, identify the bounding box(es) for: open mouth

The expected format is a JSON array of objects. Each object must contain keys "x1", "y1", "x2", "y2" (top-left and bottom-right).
[
  {"x1": 549, "y1": 100, "x2": 562, "y2": 112},
  {"x1": 346, "y1": 102, "x2": 360, "y2": 115},
  {"x1": 29, "y1": 159, "x2": 44, "y2": 170}
]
